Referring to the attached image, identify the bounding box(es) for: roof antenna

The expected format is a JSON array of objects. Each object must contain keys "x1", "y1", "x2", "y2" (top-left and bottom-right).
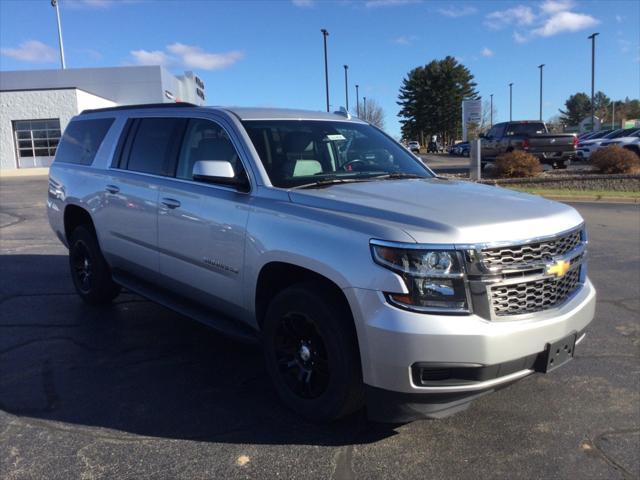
[{"x1": 333, "y1": 106, "x2": 351, "y2": 120}]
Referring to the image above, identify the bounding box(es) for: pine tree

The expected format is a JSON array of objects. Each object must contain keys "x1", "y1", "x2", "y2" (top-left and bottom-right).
[{"x1": 398, "y1": 56, "x2": 478, "y2": 144}]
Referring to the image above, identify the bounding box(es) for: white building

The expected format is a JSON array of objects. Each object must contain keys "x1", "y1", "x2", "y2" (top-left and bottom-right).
[{"x1": 0, "y1": 66, "x2": 206, "y2": 171}]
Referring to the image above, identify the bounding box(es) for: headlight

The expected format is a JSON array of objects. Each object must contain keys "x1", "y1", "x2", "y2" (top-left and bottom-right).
[{"x1": 371, "y1": 241, "x2": 470, "y2": 313}]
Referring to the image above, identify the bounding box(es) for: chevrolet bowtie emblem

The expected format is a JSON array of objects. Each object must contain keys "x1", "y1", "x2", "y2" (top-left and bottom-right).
[{"x1": 546, "y1": 259, "x2": 570, "y2": 278}]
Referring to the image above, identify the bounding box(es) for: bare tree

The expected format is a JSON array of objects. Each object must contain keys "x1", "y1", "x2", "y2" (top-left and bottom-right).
[
  {"x1": 357, "y1": 98, "x2": 385, "y2": 130},
  {"x1": 480, "y1": 99, "x2": 497, "y2": 133}
]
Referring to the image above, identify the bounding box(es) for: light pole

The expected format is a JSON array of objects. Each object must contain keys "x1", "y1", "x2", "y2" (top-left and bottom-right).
[
  {"x1": 343, "y1": 65, "x2": 349, "y2": 111},
  {"x1": 51, "y1": 0, "x2": 66, "y2": 69},
  {"x1": 355, "y1": 84, "x2": 360, "y2": 117},
  {"x1": 612, "y1": 100, "x2": 615, "y2": 129},
  {"x1": 509, "y1": 83, "x2": 513, "y2": 121},
  {"x1": 321, "y1": 29, "x2": 329, "y2": 112},
  {"x1": 538, "y1": 64, "x2": 545, "y2": 121},
  {"x1": 363, "y1": 96, "x2": 367, "y2": 120},
  {"x1": 588, "y1": 32, "x2": 599, "y2": 131},
  {"x1": 490, "y1": 93, "x2": 493, "y2": 127}
]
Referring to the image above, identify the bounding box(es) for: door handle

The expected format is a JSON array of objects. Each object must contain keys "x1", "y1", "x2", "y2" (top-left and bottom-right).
[
  {"x1": 105, "y1": 184, "x2": 120, "y2": 194},
  {"x1": 161, "y1": 198, "x2": 181, "y2": 209}
]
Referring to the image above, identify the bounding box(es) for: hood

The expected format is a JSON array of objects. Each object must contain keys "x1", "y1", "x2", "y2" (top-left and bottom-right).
[{"x1": 288, "y1": 178, "x2": 583, "y2": 245}]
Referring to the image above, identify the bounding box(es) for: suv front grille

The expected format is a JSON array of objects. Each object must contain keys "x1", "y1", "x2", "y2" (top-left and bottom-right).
[
  {"x1": 490, "y1": 267, "x2": 581, "y2": 316},
  {"x1": 481, "y1": 229, "x2": 582, "y2": 268}
]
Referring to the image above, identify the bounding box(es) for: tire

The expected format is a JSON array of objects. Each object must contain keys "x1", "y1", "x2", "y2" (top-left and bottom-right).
[
  {"x1": 68, "y1": 225, "x2": 121, "y2": 305},
  {"x1": 261, "y1": 282, "x2": 364, "y2": 422}
]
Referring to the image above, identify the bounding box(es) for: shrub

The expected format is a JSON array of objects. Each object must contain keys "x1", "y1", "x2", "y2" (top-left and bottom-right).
[
  {"x1": 493, "y1": 150, "x2": 543, "y2": 178},
  {"x1": 591, "y1": 145, "x2": 640, "y2": 174}
]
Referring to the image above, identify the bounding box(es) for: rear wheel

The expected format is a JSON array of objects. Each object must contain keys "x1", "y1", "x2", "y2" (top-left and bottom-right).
[
  {"x1": 261, "y1": 283, "x2": 364, "y2": 421},
  {"x1": 69, "y1": 226, "x2": 120, "y2": 305}
]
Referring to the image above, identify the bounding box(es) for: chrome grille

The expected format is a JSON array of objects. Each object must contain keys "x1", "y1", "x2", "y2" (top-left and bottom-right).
[
  {"x1": 481, "y1": 229, "x2": 582, "y2": 268},
  {"x1": 490, "y1": 267, "x2": 581, "y2": 316}
]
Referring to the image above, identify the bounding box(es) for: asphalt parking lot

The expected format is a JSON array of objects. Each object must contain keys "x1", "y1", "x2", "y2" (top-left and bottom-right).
[{"x1": 1, "y1": 176, "x2": 639, "y2": 480}]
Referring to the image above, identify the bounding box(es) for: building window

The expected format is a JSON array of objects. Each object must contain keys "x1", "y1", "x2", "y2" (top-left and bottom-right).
[{"x1": 12, "y1": 119, "x2": 62, "y2": 168}]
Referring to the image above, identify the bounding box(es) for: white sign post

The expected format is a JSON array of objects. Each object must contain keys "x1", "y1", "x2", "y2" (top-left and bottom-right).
[
  {"x1": 462, "y1": 99, "x2": 482, "y2": 142},
  {"x1": 470, "y1": 139, "x2": 482, "y2": 180}
]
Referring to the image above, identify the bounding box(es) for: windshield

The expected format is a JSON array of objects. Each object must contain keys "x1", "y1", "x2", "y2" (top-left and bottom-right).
[
  {"x1": 505, "y1": 122, "x2": 546, "y2": 136},
  {"x1": 242, "y1": 120, "x2": 433, "y2": 188}
]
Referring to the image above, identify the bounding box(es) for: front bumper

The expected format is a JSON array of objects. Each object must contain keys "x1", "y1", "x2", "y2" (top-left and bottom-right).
[{"x1": 344, "y1": 278, "x2": 596, "y2": 421}]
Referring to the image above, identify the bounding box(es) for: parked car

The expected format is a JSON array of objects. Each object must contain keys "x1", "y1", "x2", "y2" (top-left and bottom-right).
[
  {"x1": 597, "y1": 129, "x2": 640, "y2": 149},
  {"x1": 480, "y1": 121, "x2": 577, "y2": 169},
  {"x1": 407, "y1": 141, "x2": 420, "y2": 153},
  {"x1": 449, "y1": 142, "x2": 470, "y2": 157},
  {"x1": 48, "y1": 104, "x2": 595, "y2": 423},
  {"x1": 577, "y1": 128, "x2": 639, "y2": 160},
  {"x1": 623, "y1": 137, "x2": 640, "y2": 157}
]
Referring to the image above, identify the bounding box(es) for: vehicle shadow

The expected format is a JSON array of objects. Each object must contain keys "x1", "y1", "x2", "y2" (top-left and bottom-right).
[{"x1": 0, "y1": 254, "x2": 398, "y2": 447}]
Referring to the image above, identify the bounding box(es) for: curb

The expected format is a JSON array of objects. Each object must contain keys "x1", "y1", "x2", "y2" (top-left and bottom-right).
[
  {"x1": 540, "y1": 195, "x2": 640, "y2": 204},
  {"x1": 0, "y1": 168, "x2": 49, "y2": 178}
]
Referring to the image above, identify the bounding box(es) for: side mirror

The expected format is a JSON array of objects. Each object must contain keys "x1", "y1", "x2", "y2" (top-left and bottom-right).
[{"x1": 192, "y1": 160, "x2": 249, "y2": 191}]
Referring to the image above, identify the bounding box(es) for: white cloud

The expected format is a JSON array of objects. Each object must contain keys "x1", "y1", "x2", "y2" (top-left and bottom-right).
[
  {"x1": 0, "y1": 40, "x2": 57, "y2": 63},
  {"x1": 166, "y1": 43, "x2": 244, "y2": 70},
  {"x1": 615, "y1": 14, "x2": 623, "y2": 23},
  {"x1": 130, "y1": 49, "x2": 170, "y2": 66},
  {"x1": 66, "y1": 0, "x2": 137, "y2": 8},
  {"x1": 513, "y1": 31, "x2": 528, "y2": 43},
  {"x1": 130, "y1": 43, "x2": 244, "y2": 71},
  {"x1": 438, "y1": 6, "x2": 477, "y2": 18},
  {"x1": 481, "y1": 47, "x2": 494, "y2": 57},
  {"x1": 532, "y1": 11, "x2": 598, "y2": 37},
  {"x1": 392, "y1": 35, "x2": 417, "y2": 45},
  {"x1": 540, "y1": 0, "x2": 574, "y2": 14},
  {"x1": 485, "y1": 6, "x2": 535, "y2": 30},
  {"x1": 291, "y1": 0, "x2": 314, "y2": 7},
  {"x1": 365, "y1": 0, "x2": 419, "y2": 8},
  {"x1": 487, "y1": 2, "x2": 599, "y2": 42}
]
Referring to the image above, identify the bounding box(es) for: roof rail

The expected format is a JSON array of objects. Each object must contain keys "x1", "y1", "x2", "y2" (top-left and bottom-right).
[{"x1": 80, "y1": 102, "x2": 198, "y2": 115}]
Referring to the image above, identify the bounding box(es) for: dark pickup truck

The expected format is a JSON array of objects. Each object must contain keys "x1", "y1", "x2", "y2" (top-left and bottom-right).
[{"x1": 480, "y1": 121, "x2": 578, "y2": 169}]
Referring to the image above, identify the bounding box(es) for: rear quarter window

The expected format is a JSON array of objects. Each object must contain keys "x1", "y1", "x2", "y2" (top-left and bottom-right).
[{"x1": 54, "y1": 118, "x2": 114, "y2": 165}]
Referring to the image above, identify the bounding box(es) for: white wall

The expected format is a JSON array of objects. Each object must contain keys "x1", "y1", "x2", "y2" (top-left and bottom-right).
[{"x1": 0, "y1": 88, "x2": 114, "y2": 170}]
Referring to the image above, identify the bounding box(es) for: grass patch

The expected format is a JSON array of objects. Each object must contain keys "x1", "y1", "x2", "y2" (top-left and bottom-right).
[{"x1": 508, "y1": 187, "x2": 640, "y2": 200}]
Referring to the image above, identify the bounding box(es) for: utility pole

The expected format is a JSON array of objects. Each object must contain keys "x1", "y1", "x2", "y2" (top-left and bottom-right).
[
  {"x1": 355, "y1": 84, "x2": 360, "y2": 117},
  {"x1": 490, "y1": 93, "x2": 493, "y2": 127},
  {"x1": 321, "y1": 29, "x2": 329, "y2": 112},
  {"x1": 588, "y1": 32, "x2": 599, "y2": 131},
  {"x1": 509, "y1": 83, "x2": 513, "y2": 121},
  {"x1": 343, "y1": 65, "x2": 349, "y2": 111},
  {"x1": 538, "y1": 64, "x2": 545, "y2": 121},
  {"x1": 51, "y1": 0, "x2": 66, "y2": 69}
]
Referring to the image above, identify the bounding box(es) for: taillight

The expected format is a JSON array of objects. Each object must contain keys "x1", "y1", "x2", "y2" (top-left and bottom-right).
[
  {"x1": 522, "y1": 138, "x2": 530, "y2": 150},
  {"x1": 573, "y1": 136, "x2": 578, "y2": 149}
]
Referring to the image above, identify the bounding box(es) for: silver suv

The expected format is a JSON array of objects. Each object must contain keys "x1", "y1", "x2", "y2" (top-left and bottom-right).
[{"x1": 47, "y1": 104, "x2": 596, "y2": 422}]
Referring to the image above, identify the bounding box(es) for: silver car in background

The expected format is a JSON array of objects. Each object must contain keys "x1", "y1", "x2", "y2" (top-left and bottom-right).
[{"x1": 48, "y1": 104, "x2": 595, "y2": 422}]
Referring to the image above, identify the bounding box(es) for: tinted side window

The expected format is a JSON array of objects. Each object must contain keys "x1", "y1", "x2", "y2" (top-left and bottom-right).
[
  {"x1": 175, "y1": 119, "x2": 244, "y2": 180},
  {"x1": 54, "y1": 118, "x2": 114, "y2": 165},
  {"x1": 126, "y1": 118, "x2": 187, "y2": 176}
]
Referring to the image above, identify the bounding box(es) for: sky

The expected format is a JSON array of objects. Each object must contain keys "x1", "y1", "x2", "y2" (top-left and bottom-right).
[{"x1": 0, "y1": 0, "x2": 638, "y2": 138}]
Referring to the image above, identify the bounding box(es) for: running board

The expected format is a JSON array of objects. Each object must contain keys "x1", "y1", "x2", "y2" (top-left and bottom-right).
[{"x1": 112, "y1": 271, "x2": 258, "y2": 344}]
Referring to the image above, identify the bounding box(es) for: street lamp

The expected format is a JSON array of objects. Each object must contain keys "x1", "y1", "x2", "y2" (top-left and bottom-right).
[
  {"x1": 320, "y1": 29, "x2": 330, "y2": 112},
  {"x1": 588, "y1": 32, "x2": 599, "y2": 131},
  {"x1": 363, "y1": 96, "x2": 367, "y2": 120},
  {"x1": 355, "y1": 84, "x2": 360, "y2": 117},
  {"x1": 51, "y1": 0, "x2": 66, "y2": 69},
  {"x1": 509, "y1": 83, "x2": 513, "y2": 121},
  {"x1": 490, "y1": 93, "x2": 493, "y2": 127},
  {"x1": 538, "y1": 64, "x2": 545, "y2": 121},
  {"x1": 343, "y1": 65, "x2": 349, "y2": 111}
]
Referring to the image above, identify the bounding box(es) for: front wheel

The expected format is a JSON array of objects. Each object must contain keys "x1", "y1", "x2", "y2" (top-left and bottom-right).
[
  {"x1": 261, "y1": 283, "x2": 364, "y2": 422},
  {"x1": 69, "y1": 226, "x2": 121, "y2": 305}
]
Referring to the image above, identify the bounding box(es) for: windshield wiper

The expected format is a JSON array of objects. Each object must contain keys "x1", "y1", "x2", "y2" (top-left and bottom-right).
[
  {"x1": 291, "y1": 175, "x2": 373, "y2": 190},
  {"x1": 367, "y1": 172, "x2": 426, "y2": 180}
]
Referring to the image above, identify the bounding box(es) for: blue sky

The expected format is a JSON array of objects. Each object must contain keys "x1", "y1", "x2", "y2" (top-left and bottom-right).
[{"x1": 1, "y1": 0, "x2": 638, "y2": 137}]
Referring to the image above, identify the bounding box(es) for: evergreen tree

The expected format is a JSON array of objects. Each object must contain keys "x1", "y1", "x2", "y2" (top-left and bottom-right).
[
  {"x1": 559, "y1": 92, "x2": 592, "y2": 125},
  {"x1": 398, "y1": 56, "x2": 478, "y2": 143}
]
